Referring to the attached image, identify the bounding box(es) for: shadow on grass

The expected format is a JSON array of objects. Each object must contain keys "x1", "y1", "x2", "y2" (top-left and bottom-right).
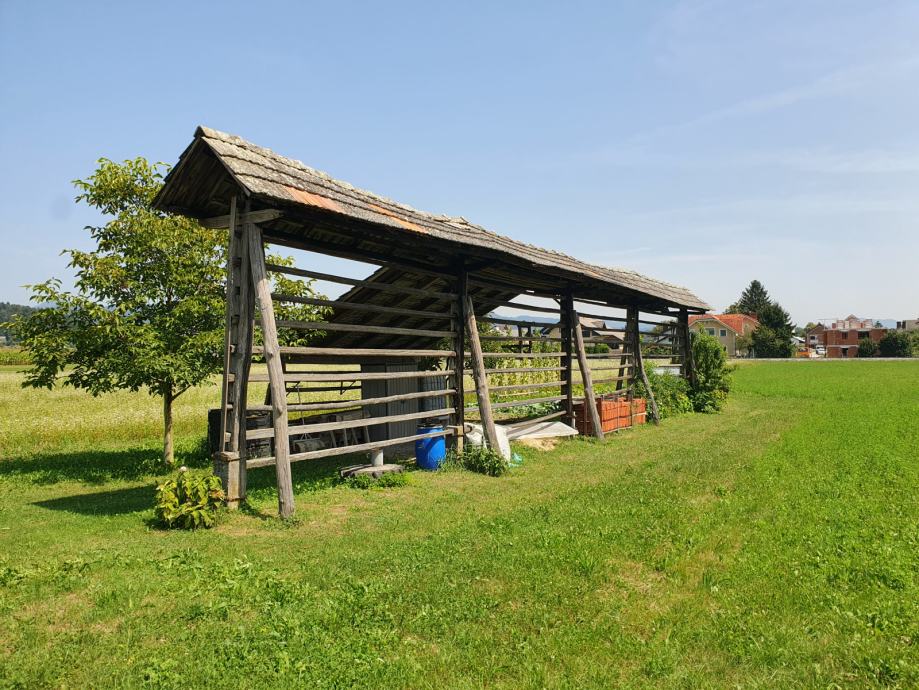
[
  {"x1": 32, "y1": 484, "x2": 154, "y2": 516},
  {"x1": 0, "y1": 438, "x2": 211, "y2": 486}
]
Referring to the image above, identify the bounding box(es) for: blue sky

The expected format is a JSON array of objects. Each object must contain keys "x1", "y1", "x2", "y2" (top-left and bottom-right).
[{"x1": 1, "y1": 0, "x2": 917, "y2": 324}]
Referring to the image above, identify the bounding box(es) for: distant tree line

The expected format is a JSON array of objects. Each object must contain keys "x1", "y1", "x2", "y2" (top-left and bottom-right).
[{"x1": 0, "y1": 303, "x2": 39, "y2": 344}]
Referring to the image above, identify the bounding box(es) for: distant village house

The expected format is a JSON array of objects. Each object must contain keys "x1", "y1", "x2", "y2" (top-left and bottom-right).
[{"x1": 688, "y1": 313, "x2": 759, "y2": 357}]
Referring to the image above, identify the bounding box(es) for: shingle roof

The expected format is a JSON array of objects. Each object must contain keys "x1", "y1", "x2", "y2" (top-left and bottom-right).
[{"x1": 154, "y1": 127, "x2": 709, "y2": 311}]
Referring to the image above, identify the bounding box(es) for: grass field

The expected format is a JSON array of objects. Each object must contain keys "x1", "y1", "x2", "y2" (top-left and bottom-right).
[{"x1": 1, "y1": 361, "x2": 918, "y2": 688}]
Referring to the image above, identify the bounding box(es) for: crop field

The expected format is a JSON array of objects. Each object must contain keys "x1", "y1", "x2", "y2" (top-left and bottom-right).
[{"x1": 1, "y1": 360, "x2": 918, "y2": 688}]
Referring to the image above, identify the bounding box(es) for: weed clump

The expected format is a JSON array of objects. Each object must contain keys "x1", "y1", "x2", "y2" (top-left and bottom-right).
[
  {"x1": 442, "y1": 445, "x2": 510, "y2": 477},
  {"x1": 344, "y1": 471, "x2": 409, "y2": 489},
  {"x1": 154, "y1": 468, "x2": 224, "y2": 529}
]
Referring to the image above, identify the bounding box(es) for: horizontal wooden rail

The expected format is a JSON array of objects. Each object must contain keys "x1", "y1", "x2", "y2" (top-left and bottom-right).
[
  {"x1": 489, "y1": 380, "x2": 565, "y2": 392},
  {"x1": 271, "y1": 293, "x2": 451, "y2": 321},
  {"x1": 251, "y1": 370, "x2": 453, "y2": 383},
  {"x1": 248, "y1": 407, "x2": 455, "y2": 440},
  {"x1": 479, "y1": 334, "x2": 619, "y2": 345},
  {"x1": 246, "y1": 428, "x2": 454, "y2": 468},
  {"x1": 465, "y1": 351, "x2": 565, "y2": 359},
  {"x1": 479, "y1": 315, "x2": 556, "y2": 329},
  {"x1": 276, "y1": 320, "x2": 454, "y2": 339},
  {"x1": 585, "y1": 352, "x2": 632, "y2": 359},
  {"x1": 488, "y1": 300, "x2": 561, "y2": 315},
  {"x1": 465, "y1": 395, "x2": 565, "y2": 412},
  {"x1": 271, "y1": 346, "x2": 455, "y2": 358},
  {"x1": 266, "y1": 263, "x2": 456, "y2": 300},
  {"x1": 247, "y1": 388, "x2": 455, "y2": 413},
  {"x1": 484, "y1": 365, "x2": 565, "y2": 375},
  {"x1": 591, "y1": 374, "x2": 632, "y2": 384}
]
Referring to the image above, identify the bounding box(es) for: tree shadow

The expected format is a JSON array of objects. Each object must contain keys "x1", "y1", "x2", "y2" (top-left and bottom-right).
[
  {"x1": 32, "y1": 484, "x2": 154, "y2": 516},
  {"x1": 0, "y1": 438, "x2": 210, "y2": 486}
]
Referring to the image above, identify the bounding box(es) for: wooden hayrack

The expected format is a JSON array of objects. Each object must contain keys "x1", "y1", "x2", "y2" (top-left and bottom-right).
[{"x1": 154, "y1": 127, "x2": 709, "y2": 517}]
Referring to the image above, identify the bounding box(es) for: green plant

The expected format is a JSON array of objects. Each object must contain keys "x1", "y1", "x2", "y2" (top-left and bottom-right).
[
  {"x1": 635, "y1": 367, "x2": 693, "y2": 419},
  {"x1": 0, "y1": 348, "x2": 31, "y2": 366},
  {"x1": 858, "y1": 337, "x2": 879, "y2": 358},
  {"x1": 447, "y1": 445, "x2": 510, "y2": 476},
  {"x1": 878, "y1": 330, "x2": 912, "y2": 357},
  {"x1": 154, "y1": 469, "x2": 225, "y2": 529},
  {"x1": 344, "y1": 471, "x2": 409, "y2": 489},
  {"x1": 690, "y1": 330, "x2": 732, "y2": 412}
]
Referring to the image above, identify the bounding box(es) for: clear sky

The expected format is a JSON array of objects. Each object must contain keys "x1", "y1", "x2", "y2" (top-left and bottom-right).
[{"x1": 1, "y1": 0, "x2": 917, "y2": 324}]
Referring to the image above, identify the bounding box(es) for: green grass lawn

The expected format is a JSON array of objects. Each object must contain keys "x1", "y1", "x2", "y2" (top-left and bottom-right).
[{"x1": 1, "y1": 361, "x2": 918, "y2": 688}]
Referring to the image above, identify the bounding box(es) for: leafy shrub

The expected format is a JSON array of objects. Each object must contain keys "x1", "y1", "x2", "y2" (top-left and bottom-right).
[
  {"x1": 445, "y1": 445, "x2": 510, "y2": 477},
  {"x1": 634, "y1": 367, "x2": 693, "y2": 419},
  {"x1": 586, "y1": 343, "x2": 610, "y2": 354},
  {"x1": 344, "y1": 471, "x2": 409, "y2": 489},
  {"x1": 154, "y1": 469, "x2": 225, "y2": 529},
  {"x1": 878, "y1": 330, "x2": 912, "y2": 357},
  {"x1": 690, "y1": 330, "x2": 732, "y2": 412},
  {"x1": 858, "y1": 337, "x2": 878, "y2": 357}
]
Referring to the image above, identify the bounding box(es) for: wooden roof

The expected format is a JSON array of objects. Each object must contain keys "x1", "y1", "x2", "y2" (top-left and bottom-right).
[{"x1": 153, "y1": 126, "x2": 709, "y2": 312}]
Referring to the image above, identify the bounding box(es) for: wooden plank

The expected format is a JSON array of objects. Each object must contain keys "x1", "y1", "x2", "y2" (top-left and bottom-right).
[
  {"x1": 231, "y1": 204, "x2": 255, "y2": 458},
  {"x1": 201, "y1": 208, "x2": 283, "y2": 229},
  {"x1": 479, "y1": 315, "x2": 556, "y2": 329},
  {"x1": 247, "y1": 388, "x2": 454, "y2": 413},
  {"x1": 573, "y1": 310, "x2": 603, "y2": 439},
  {"x1": 487, "y1": 300, "x2": 561, "y2": 315},
  {"x1": 465, "y1": 295, "x2": 500, "y2": 451},
  {"x1": 275, "y1": 319, "x2": 453, "y2": 339},
  {"x1": 271, "y1": 293, "x2": 452, "y2": 321},
  {"x1": 250, "y1": 369, "x2": 453, "y2": 383},
  {"x1": 463, "y1": 351, "x2": 565, "y2": 359},
  {"x1": 248, "y1": 407, "x2": 455, "y2": 440},
  {"x1": 246, "y1": 428, "x2": 454, "y2": 468},
  {"x1": 679, "y1": 308, "x2": 697, "y2": 388},
  {"x1": 249, "y1": 223, "x2": 295, "y2": 518},
  {"x1": 265, "y1": 263, "x2": 457, "y2": 300},
  {"x1": 272, "y1": 346, "x2": 454, "y2": 358}
]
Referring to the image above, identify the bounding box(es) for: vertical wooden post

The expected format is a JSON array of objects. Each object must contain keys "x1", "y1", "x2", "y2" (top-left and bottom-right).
[
  {"x1": 451, "y1": 264, "x2": 467, "y2": 449},
  {"x1": 215, "y1": 196, "x2": 248, "y2": 506},
  {"x1": 465, "y1": 295, "x2": 500, "y2": 451},
  {"x1": 560, "y1": 292, "x2": 575, "y2": 427},
  {"x1": 678, "y1": 308, "x2": 696, "y2": 389},
  {"x1": 630, "y1": 307, "x2": 660, "y2": 424},
  {"x1": 573, "y1": 309, "x2": 604, "y2": 439},
  {"x1": 248, "y1": 224, "x2": 295, "y2": 518}
]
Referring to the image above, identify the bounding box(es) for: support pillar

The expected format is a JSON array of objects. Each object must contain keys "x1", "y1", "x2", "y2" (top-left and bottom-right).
[
  {"x1": 573, "y1": 309, "x2": 604, "y2": 439},
  {"x1": 465, "y1": 295, "x2": 500, "y2": 451}
]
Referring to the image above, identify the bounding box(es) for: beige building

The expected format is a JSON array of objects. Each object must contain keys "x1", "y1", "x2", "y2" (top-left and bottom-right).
[{"x1": 688, "y1": 313, "x2": 759, "y2": 357}]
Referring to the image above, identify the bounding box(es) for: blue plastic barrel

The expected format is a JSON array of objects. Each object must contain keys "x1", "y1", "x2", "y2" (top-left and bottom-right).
[{"x1": 415, "y1": 425, "x2": 446, "y2": 470}]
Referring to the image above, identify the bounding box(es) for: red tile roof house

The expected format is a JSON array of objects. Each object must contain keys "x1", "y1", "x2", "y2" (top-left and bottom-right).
[{"x1": 689, "y1": 314, "x2": 760, "y2": 357}]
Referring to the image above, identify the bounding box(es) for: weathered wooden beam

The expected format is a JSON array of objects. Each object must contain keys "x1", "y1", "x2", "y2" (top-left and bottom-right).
[
  {"x1": 249, "y1": 223, "x2": 295, "y2": 518},
  {"x1": 249, "y1": 369, "x2": 453, "y2": 383},
  {"x1": 246, "y1": 428, "x2": 454, "y2": 468},
  {"x1": 561, "y1": 293, "x2": 575, "y2": 427},
  {"x1": 247, "y1": 388, "x2": 454, "y2": 413},
  {"x1": 248, "y1": 407, "x2": 455, "y2": 440},
  {"x1": 573, "y1": 310, "x2": 604, "y2": 439},
  {"x1": 271, "y1": 293, "x2": 452, "y2": 321},
  {"x1": 201, "y1": 208, "x2": 283, "y2": 229},
  {"x1": 465, "y1": 295, "x2": 500, "y2": 451},
  {"x1": 265, "y1": 263, "x2": 457, "y2": 301},
  {"x1": 452, "y1": 264, "x2": 467, "y2": 446},
  {"x1": 275, "y1": 320, "x2": 454, "y2": 339},
  {"x1": 464, "y1": 395, "x2": 566, "y2": 412},
  {"x1": 678, "y1": 308, "x2": 697, "y2": 388},
  {"x1": 271, "y1": 346, "x2": 454, "y2": 358}
]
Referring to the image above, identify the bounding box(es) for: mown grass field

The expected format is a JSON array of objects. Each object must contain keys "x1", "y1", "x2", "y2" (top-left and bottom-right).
[{"x1": 1, "y1": 361, "x2": 918, "y2": 688}]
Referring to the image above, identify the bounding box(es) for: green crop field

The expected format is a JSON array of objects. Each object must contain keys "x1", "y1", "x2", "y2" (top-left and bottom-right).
[{"x1": 1, "y1": 361, "x2": 918, "y2": 688}]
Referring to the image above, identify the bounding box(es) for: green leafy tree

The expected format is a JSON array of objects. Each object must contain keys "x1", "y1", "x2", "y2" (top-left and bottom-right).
[
  {"x1": 857, "y1": 338, "x2": 878, "y2": 357},
  {"x1": 6, "y1": 158, "x2": 226, "y2": 466},
  {"x1": 749, "y1": 301, "x2": 796, "y2": 358},
  {"x1": 878, "y1": 330, "x2": 911, "y2": 357},
  {"x1": 690, "y1": 330, "x2": 732, "y2": 412},
  {"x1": 726, "y1": 280, "x2": 772, "y2": 316}
]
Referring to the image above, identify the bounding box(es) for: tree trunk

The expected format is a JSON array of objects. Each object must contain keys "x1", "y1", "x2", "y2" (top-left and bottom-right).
[{"x1": 163, "y1": 386, "x2": 174, "y2": 466}]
